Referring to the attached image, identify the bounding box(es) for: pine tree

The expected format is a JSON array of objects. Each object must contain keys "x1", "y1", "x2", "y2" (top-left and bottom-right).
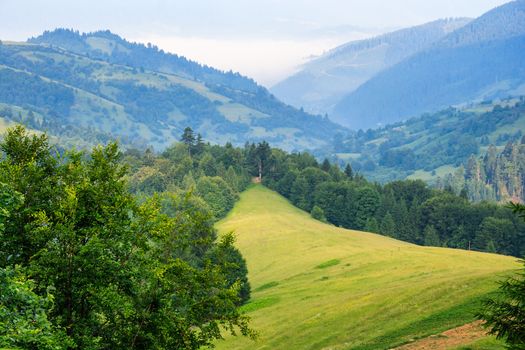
[
  {"x1": 423, "y1": 225, "x2": 440, "y2": 247},
  {"x1": 365, "y1": 217, "x2": 379, "y2": 233},
  {"x1": 477, "y1": 203, "x2": 525, "y2": 348},
  {"x1": 181, "y1": 127, "x2": 195, "y2": 156},
  {"x1": 344, "y1": 164, "x2": 354, "y2": 179},
  {"x1": 321, "y1": 158, "x2": 331, "y2": 172},
  {"x1": 380, "y1": 212, "x2": 396, "y2": 237}
]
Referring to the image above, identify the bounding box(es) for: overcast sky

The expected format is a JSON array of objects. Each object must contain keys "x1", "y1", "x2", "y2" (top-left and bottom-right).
[{"x1": 0, "y1": 0, "x2": 512, "y2": 86}]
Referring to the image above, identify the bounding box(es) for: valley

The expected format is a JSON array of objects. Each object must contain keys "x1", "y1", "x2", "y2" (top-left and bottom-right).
[{"x1": 1, "y1": 1, "x2": 525, "y2": 349}]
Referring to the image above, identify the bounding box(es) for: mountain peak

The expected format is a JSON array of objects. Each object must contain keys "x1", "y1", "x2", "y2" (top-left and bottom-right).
[{"x1": 439, "y1": 0, "x2": 525, "y2": 48}]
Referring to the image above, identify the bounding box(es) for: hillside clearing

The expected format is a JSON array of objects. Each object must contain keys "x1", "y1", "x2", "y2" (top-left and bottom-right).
[{"x1": 215, "y1": 185, "x2": 519, "y2": 350}]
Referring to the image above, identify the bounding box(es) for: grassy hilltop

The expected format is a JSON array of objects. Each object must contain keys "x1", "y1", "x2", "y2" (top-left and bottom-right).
[{"x1": 216, "y1": 185, "x2": 519, "y2": 350}]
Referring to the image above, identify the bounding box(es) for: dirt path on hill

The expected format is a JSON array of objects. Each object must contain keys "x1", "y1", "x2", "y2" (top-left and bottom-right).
[{"x1": 392, "y1": 321, "x2": 488, "y2": 350}]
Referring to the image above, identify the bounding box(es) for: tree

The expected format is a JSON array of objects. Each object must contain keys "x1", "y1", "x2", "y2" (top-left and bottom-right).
[
  {"x1": 380, "y1": 212, "x2": 396, "y2": 237},
  {"x1": 344, "y1": 164, "x2": 354, "y2": 179},
  {"x1": 194, "y1": 133, "x2": 205, "y2": 155},
  {"x1": 321, "y1": 158, "x2": 331, "y2": 172},
  {"x1": 423, "y1": 225, "x2": 440, "y2": 247},
  {"x1": 311, "y1": 205, "x2": 327, "y2": 222},
  {"x1": 0, "y1": 182, "x2": 69, "y2": 349},
  {"x1": 0, "y1": 127, "x2": 253, "y2": 349},
  {"x1": 365, "y1": 217, "x2": 379, "y2": 233},
  {"x1": 290, "y1": 176, "x2": 309, "y2": 210},
  {"x1": 355, "y1": 186, "x2": 380, "y2": 230},
  {"x1": 199, "y1": 152, "x2": 218, "y2": 176},
  {"x1": 254, "y1": 141, "x2": 272, "y2": 180},
  {"x1": 297, "y1": 167, "x2": 331, "y2": 212},
  {"x1": 207, "y1": 233, "x2": 251, "y2": 305},
  {"x1": 477, "y1": 203, "x2": 525, "y2": 349},
  {"x1": 0, "y1": 266, "x2": 70, "y2": 349},
  {"x1": 0, "y1": 126, "x2": 60, "y2": 266},
  {"x1": 196, "y1": 176, "x2": 238, "y2": 219},
  {"x1": 474, "y1": 217, "x2": 516, "y2": 255},
  {"x1": 181, "y1": 127, "x2": 195, "y2": 156}
]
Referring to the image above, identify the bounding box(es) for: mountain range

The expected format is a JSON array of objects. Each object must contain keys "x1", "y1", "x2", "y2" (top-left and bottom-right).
[
  {"x1": 273, "y1": 0, "x2": 525, "y2": 130},
  {"x1": 271, "y1": 18, "x2": 471, "y2": 116},
  {"x1": 0, "y1": 29, "x2": 344, "y2": 151}
]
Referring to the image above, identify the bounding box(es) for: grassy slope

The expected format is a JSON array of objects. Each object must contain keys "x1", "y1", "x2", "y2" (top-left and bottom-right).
[
  {"x1": 216, "y1": 185, "x2": 519, "y2": 350},
  {"x1": 453, "y1": 337, "x2": 506, "y2": 350}
]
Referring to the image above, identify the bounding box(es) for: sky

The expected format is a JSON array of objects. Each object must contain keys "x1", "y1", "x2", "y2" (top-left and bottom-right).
[{"x1": 0, "y1": 0, "x2": 512, "y2": 86}]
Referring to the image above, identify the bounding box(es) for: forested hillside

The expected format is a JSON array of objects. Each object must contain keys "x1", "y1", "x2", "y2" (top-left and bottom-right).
[
  {"x1": 256, "y1": 151, "x2": 525, "y2": 257},
  {"x1": 126, "y1": 122, "x2": 524, "y2": 256},
  {"x1": 333, "y1": 0, "x2": 525, "y2": 129},
  {"x1": 323, "y1": 98, "x2": 525, "y2": 191},
  {"x1": 0, "y1": 29, "x2": 343, "y2": 151}
]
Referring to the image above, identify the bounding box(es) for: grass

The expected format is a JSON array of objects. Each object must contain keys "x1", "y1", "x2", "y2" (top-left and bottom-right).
[
  {"x1": 452, "y1": 337, "x2": 506, "y2": 350},
  {"x1": 215, "y1": 185, "x2": 519, "y2": 350},
  {"x1": 316, "y1": 259, "x2": 341, "y2": 269},
  {"x1": 255, "y1": 281, "x2": 280, "y2": 292},
  {"x1": 408, "y1": 164, "x2": 458, "y2": 182}
]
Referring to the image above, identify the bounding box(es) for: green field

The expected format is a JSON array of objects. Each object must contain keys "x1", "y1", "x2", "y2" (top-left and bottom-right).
[{"x1": 215, "y1": 185, "x2": 519, "y2": 350}]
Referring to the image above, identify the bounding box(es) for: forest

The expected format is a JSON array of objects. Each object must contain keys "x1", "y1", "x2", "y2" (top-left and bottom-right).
[
  {"x1": 120, "y1": 129, "x2": 525, "y2": 257},
  {"x1": 439, "y1": 139, "x2": 525, "y2": 202},
  {"x1": 1, "y1": 125, "x2": 524, "y2": 349}
]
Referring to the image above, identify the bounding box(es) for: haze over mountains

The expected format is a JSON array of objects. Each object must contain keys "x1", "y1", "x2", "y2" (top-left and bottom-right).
[
  {"x1": 271, "y1": 18, "x2": 471, "y2": 115},
  {"x1": 333, "y1": 0, "x2": 525, "y2": 129},
  {"x1": 274, "y1": 0, "x2": 525, "y2": 130}
]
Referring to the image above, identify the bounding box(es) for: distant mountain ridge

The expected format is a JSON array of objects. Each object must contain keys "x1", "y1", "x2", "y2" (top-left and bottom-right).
[
  {"x1": 271, "y1": 18, "x2": 471, "y2": 115},
  {"x1": 0, "y1": 29, "x2": 345, "y2": 151},
  {"x1": 29, "y1": 29, "x2": 261, "y2": 92},
  {"x1": 332, "y1": 0, "x2": 525, "y2": 129}
]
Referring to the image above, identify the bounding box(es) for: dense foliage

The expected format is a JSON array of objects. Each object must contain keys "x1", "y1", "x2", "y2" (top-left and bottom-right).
[
  {"x1": 439, "y1": 139, "x2": 525, "y2": 202},
  {"x1": 0, "y1": 266, "x2": 70, "y2": 349},
  {"x1": 0, "y1": 126, "x2": 254, "y2": 349},
  {"x1": 478, "y1": 203, "x2": 525, "y2": 349}
]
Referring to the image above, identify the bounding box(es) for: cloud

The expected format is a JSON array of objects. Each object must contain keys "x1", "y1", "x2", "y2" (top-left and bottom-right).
[{"x1": 131, "y1": 35, "x2": 365, "y2": 86}]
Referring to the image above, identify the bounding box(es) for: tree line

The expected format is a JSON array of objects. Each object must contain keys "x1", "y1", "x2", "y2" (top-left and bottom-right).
[
  {"x1": 258, "y1": 147, "x2": 525, "y2": 257},
  {"x1": 131, "y1": 130, "x2": 525, "y2": 257}
]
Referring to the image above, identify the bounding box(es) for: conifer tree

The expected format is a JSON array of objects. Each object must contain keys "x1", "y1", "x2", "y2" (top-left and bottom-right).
[{"x1": 477, "y1": 203, "x2": 525, "y2": 349}]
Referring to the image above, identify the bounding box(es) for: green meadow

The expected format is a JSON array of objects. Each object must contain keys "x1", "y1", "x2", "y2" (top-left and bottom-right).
[{"x1": 216, "y1": 185, "x2": 519, "y2": 350}]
